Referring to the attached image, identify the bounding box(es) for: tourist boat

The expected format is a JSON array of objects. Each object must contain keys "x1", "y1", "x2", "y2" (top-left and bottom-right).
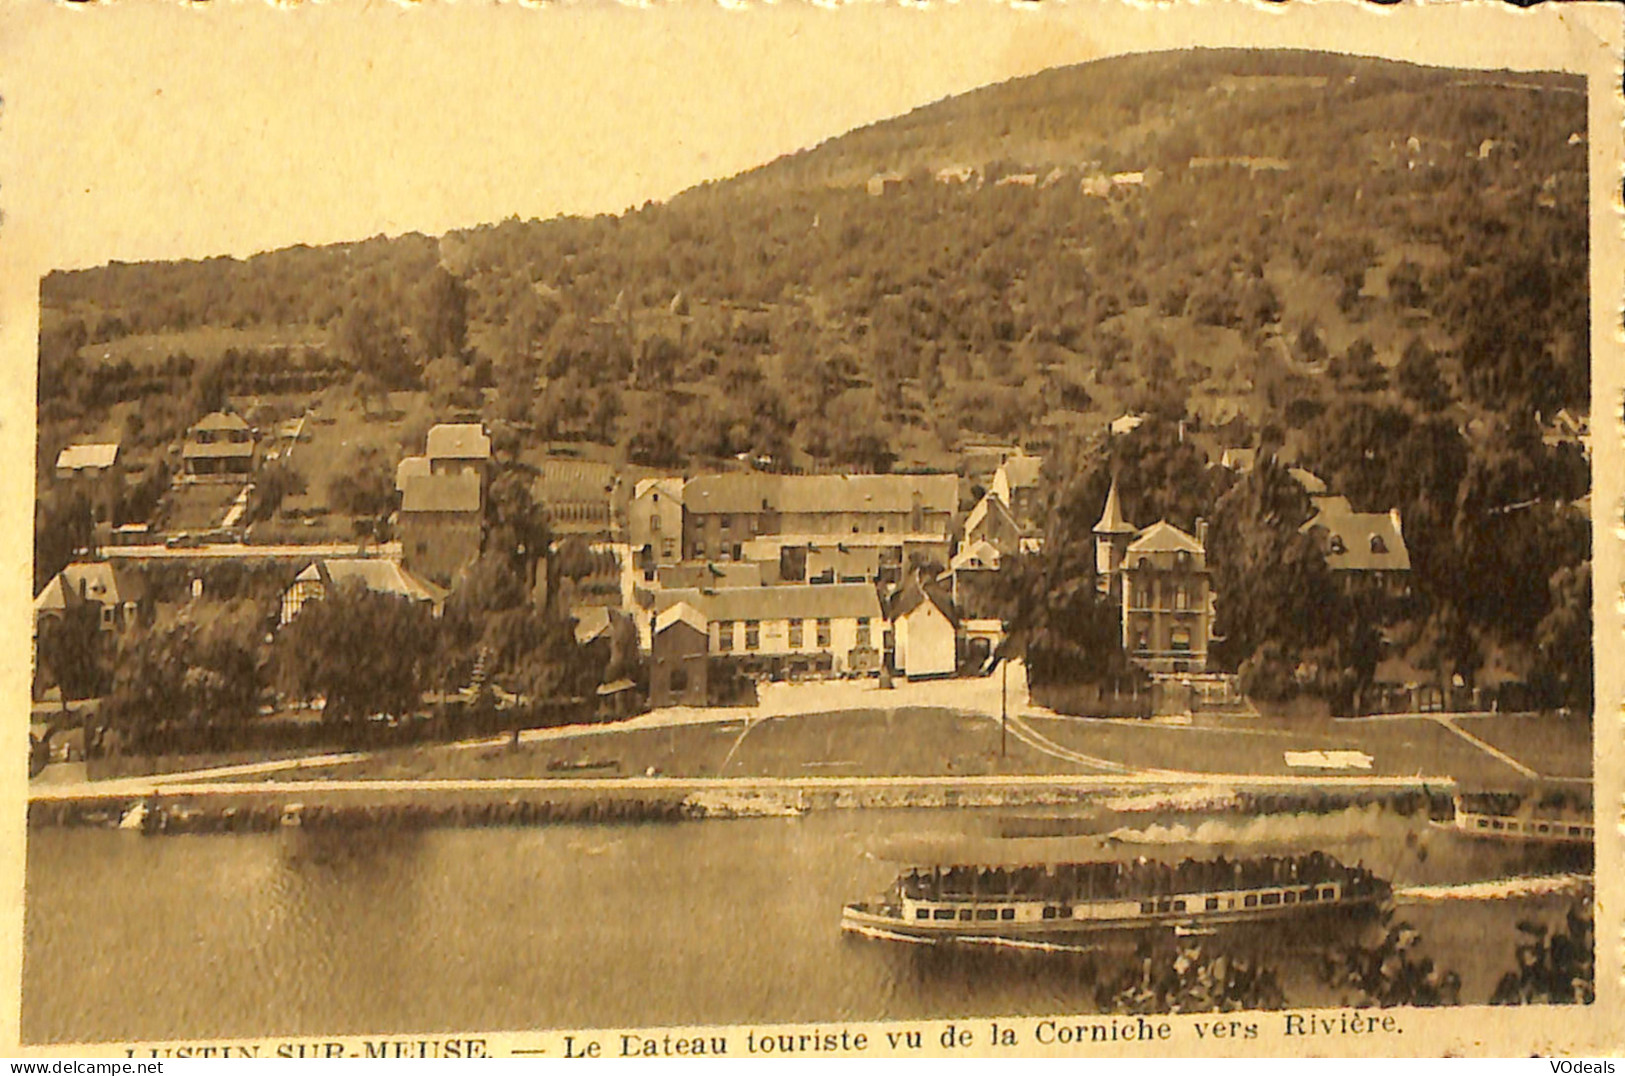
[
  {"x1": 841, "y1": 853, "x2": 1389, "y2": 943},
  {"x1": 1445, "y1": 793, "x2": 1593, "y2": 846}
]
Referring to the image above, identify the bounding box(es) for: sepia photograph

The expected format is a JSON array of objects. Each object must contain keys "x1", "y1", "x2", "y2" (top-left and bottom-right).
[{"x1": 2, "y1": 0, "x2": 1618, "y2": 1056}]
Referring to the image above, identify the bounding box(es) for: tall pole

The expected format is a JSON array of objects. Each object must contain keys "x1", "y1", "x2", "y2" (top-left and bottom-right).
[{"x1": 1000, "y1": 656, "x2": 1008, "y2": 758}]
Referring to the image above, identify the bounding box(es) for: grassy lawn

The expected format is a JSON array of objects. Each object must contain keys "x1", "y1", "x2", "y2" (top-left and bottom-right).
[
  {"x1": 1024, "y1": 712, "x2": 1587, "y2": 787},
  {"x1": 68, "y1": 707, "x2": 1591, "y2": 790},
  {"x1": 160, "y1": 481, "x2": 247, "y2": 531},
  {"x1": 1453, "y1": 712, "x2": 1593, "y2": 780}
]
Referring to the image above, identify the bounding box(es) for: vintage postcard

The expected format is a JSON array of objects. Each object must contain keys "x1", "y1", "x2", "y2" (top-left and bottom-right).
[{"x1": 0, "y1": 0, "x2": 1619, "y2": 1058}]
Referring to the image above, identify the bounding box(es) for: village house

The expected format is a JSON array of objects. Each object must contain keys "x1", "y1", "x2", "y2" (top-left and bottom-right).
[
  {"x1": 1095, "y1": 477, "x2": 1215, "y2": 674},
  {"x1": 940, "y1": 538, "x2": 1003, "y2": 617},
  {"x1": 629, "y1": 476, "x2": 684, "y2": 576},
  {"x1": 1300, "y1": 496, "x2": 1412, "y2": 601},
  {"x1": 33, "y1": 561, "x2": 146, "y2": 699},
  {"x1": 651, "y1": 582, "x2": 886, "y2": 682},
  {"x1": 54, "y1": 442, "x2": 123, "y2": 523},
  {"x1": 649, "y1": 602, "x2": 712, "y2": 707},
  {"x1": 424, "y1": 423, "x2": 491, "y2": 479},
  {"x1": 399, "y1": 472, "x2": 484, "y2": 587},
  {"x1": 278, "y1": 558, "x2": 447, "y2": 626},
  {"x1": 681, "y1": 473, "x2": 957, "y2": 564},
  {"x1": 34, "y1": 562, "x2": 145, "y2": 638},
  {"x1": 182, "y1": 411, "x2": 254, "y2": 478},
  {"x1": 989, "y1": 452, "x2": 1044, "y2": 533},
  {"x1": 962, "y1": 491, "x2": 1023, "y2": 557},
  {"x1": 889, "y1": 578, "x2": 959, "y2": 680}
]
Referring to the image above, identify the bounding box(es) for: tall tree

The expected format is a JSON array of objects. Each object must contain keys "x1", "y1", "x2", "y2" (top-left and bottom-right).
[{"x1": 1208, "y1": 455, "x2": 1338, "y2": 670}]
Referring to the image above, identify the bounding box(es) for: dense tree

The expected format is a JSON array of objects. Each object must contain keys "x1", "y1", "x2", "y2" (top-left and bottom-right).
[
  {"x1": 271, "y1": 585, "x2": 435, "y2": 722},
  {"x1": 1208, "y1": 455, "x2": 1338, "y2": 670},
  {"x1": 34, "y1": 601, "x2": 110, "y2": 704},
  {"x1": 106, "y1": 601, "x2": 264, "y2": 747}
]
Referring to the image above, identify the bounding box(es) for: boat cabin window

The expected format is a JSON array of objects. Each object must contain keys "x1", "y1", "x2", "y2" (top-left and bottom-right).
[
  {"x1": 1260, "y1": 892, "x2": 1281, "y2": 906},
  {"x1": 1157, "y1": 899, "x2": 1172, "y2": 913},
  {"x1": 1569, "y1": 826, "x2": 1583, "y2": 836},
  {"x1": 933, "y1": 909, "x2": 956, "y2": 920},
  {"x1": 1205, "y1": 897, "x2": 1220, "y2": 911},
  {"x1": 1283, "y1": 891, "x2": 1297, "y2": 904},
  {"x1": 975, "y1": 909, "x2": 999, "y2": 921},
  {"x1": 1173, "y1": 900, "x2": 1187, "y2": 912},
  {"x1": 958, "y1": 909, "x2": 973, "y2": 921},
  {"x1": 1302, "y1": 888, "x2": 1319, "y2": 902},
  {"x1": 916, "y1": 909, "x2": 930, "y2": 920},
  {"x1": 1244, "y1": 894, "x2": 1258, "y2": 908},
  {"x1": 1140, "y1": 901, "x2": 1155, "y2": 914},
  {"x1": 1320, "y1": 886, "x2": 1335, "y2": 900},
  {"x1": 1477, "y1": 818, "x2": 1490, "y2": 829},
  {"x1": 1001, "y1": 908, "x2": 1015, "y2": 921},
  {"x1": 1042, "y1": 906, "x2": 1057, "y2": 920}
]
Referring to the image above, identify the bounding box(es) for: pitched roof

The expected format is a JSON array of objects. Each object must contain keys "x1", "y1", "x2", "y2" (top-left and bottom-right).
[
  {"x1": 55, "y1": 443, "x2": 120, "y2": 471},
  {"x1": 1301, "y1": 500, "x2": 1411, "y2": 572},
  {"x1": 183, "y1": 440, "x2": 254, "y2": 459},
  {"x1": 966, "y1": 491, "x2": 1018, "y2": 540},
  {"x1": 572, "y1": 605, "x2": 613, "y2": 645},
  {"x1": 996, "y1": 454, "x2": 1044, "y2": 491},
  {"x1": 657, "y1": 562, "x2": 762, "y2": 589},
  {"x1": 305, "y1": 558, "x2": 448, "y2": 604},
  {"x1": 654, "y1": 582, "x2": 883, "y2": 624},
  {"x1": 634, "y1": 476, "x2": 684, "y2": 503},
  {"x1": 950, "y1": 539, "x2": 1003, "y2": 572},
  {"x1": 192, "y1": 411, "x2": 249, "y2": 432},
  {"x1": 1289, "y1": 467, "x2": 1328, "y2": 495},
  {"x1": 655, "y1": 601, "x2": 709, "y2": 637},
  {"x1": 1093, "y1": 476, "x2": 1136, "y2": 535},
  {"x1": 395, "y1": 455, "x2": 431, "y2": 493},
  {"x1": 683, "y1": 473, "x2": 957, "y2": 516},
  {"x1": 401, "y1": 472, "x2": 482, "y2": 514},
  {"x1": 425, "y1": 423, "x2": 491, "y2": 461},
  {"x1": 890, "y1": 578, "x2": 958, "y2": 626},
  {"x1": 34, "y1": 562, "x2": 141, "y2": 612},
  {"x1": 1127, "y1": 519, "x2": 1204, "y2": 555}
]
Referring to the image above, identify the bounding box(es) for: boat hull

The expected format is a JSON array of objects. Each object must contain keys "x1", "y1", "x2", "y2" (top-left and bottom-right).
[{"x1": 840, "y1": 896, "x2": 1383, "y2": 944}]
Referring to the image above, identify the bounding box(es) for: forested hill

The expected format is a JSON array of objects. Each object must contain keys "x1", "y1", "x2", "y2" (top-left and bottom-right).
[{"x1": 41, "y1": 48, "x2": 1588, "y2": 479}]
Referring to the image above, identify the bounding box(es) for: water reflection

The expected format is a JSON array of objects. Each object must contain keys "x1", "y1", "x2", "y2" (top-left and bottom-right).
[{"x1": 23, "y1": 803, "x2": 1590, "y2": 1044}]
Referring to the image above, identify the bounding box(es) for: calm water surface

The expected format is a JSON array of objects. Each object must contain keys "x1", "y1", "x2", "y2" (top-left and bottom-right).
[{"x1": 23, "y1": 805, "x2": 1588, "y2": 1044}]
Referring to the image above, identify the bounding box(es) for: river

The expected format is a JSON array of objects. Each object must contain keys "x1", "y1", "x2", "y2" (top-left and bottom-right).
[{"x1": 23, "y1": 802, "x2": 1590, "y2": 1044}]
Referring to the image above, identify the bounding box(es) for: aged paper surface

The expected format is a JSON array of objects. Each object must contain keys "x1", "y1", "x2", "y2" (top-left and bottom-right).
[{"x1": 0, "y1": 0, "x2": 1621, "y2": 1058}]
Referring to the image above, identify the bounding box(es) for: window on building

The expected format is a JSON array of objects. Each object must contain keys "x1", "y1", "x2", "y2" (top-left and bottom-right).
[
  {"x1": 817, "y1": 619, "x2": 832, "y2": 647},
  {"x1": 745, "y1": 621, "x2": 760, "y2": 650},
  {"x1": 669, "y1": 668, "x2": 689, "y2": 694},
  {"x1": 789, "y1": 620, "x2": 803, "y2": 649},
  {"x1": 1171, "y1": 628, "x2": 1191, "y2": 653},
  {"x1": 661, "y1": 539, "x2": 676, "y2": 560},
  {"x1": 1175, "y1": 585, "x2": 1187, "y2": 611},
  {"x1": 1370, "y1": 534, "x2": 1388, "y2": 554},
  {"x1": 856, "y1": 618, "x2": 871, "y2": 648},
  {"x1": 1135, "y1": 629, "x2": 1150, "y2": 653},
  {"x1": 722, "y1": 515, "x2": 733, "y2": 532},
  {"x1": 1330, "y1": 534, "x2": 1346, "y2": 555},
  {"x1": 650, "y1": 514, "x2": 662, "y2": 533},
  {"x1": 717, "y1": 621, "x2": 733, "y2": 652}
]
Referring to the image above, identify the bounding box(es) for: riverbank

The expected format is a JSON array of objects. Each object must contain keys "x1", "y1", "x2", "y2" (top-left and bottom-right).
[{"x1": 27, "y1": 771, "x2": 1459, "y2": 834}]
